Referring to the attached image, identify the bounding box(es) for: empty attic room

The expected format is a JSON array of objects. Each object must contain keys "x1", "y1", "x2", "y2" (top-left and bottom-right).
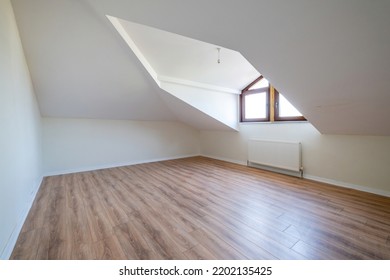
[{"x1": 2, "y1": 0, "x2": 390, "y2": 260}]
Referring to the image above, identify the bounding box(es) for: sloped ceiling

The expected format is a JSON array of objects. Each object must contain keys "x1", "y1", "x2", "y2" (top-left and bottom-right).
[
  {"x1": 11, "y1": 0, "x2": 176, "y2": 121},
  {"x1": 11, "y1": 0, "x2": 390, "y2": 135},
  {"x1": 108, "y1": 16, "x2": 254, "y2": 131},
  {"x1": 113, "y1": 17, "x2": 259, "y2": 92}
]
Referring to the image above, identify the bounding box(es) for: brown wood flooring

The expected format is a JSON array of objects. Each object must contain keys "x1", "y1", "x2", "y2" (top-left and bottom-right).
[{"x1": 11, "y1": 156, "x2": 390, "y2": 259}]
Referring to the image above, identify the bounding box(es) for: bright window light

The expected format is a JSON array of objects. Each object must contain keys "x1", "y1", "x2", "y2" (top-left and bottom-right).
[
  {"x1": 241, "y1": 75, "x2": 305, "y2": 122},
  {"x1": 279, "y1": 93, "x2": 303, "y2": 117},
  {"x1": 249, "y1": 78, "x2": 269, "y2": 90},
  {"x1": 245, "y1": 92, "x2": 267, "y2": 119}
]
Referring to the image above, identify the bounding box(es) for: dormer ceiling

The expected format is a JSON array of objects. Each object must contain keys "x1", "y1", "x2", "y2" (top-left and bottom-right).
[
  {"x1": 11, "y1": 0, "x2": 390, "y2": 135},
  {"x1": 107, "y1": 16, "x2": 260, "y2": 131},
  {"x1": 109, "y1": 17, "x2": 259, "y2": 93}
]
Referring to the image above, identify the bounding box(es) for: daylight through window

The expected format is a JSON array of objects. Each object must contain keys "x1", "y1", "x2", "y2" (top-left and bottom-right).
[{"x1": 241, "y1": 76, "x2": 305, "y2": 122}]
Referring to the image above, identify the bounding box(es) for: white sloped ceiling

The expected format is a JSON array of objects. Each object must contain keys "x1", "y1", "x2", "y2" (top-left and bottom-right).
[{"x1": 11, "y1": 0, "x2": 390, "y2": 135}]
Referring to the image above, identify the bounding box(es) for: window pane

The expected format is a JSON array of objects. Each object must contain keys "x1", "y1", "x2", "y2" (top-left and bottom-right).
[
  {"x1": 249, "y1": 78, "x2": 269, "y2": 90},
  {"x1": 245, "y1": 92, "x2": 267, "y2": 119},
  {"x1": 279, "y1": 93, "x2": 303, "y2": 117}
]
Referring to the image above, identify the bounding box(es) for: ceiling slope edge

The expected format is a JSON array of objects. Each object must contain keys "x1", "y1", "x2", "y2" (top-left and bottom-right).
[
  {"x1": 158, "y1": 75, "x2": 239, "y2": 95},
  {"x1": 107, "y1": 15, "x2": 160, "y2": 87}
]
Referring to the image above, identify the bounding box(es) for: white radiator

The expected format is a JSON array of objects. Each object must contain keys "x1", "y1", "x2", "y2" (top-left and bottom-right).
[{"x1": 248, "y1": 139, "x2": 303, "y2": 177}]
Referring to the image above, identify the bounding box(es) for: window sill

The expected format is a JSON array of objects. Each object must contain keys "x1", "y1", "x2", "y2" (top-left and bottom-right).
[{"x1": 240, "y1": 120, "x2": 308, "y2": 125}]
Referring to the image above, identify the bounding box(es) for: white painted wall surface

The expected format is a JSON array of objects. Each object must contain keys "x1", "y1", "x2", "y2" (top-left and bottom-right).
[
  {"x1": 43, "y1": 118, "x2": 200, "y2": 175},
  {"x1": 200, "y1": 122, "x2": 390, "y2": 197},
  {"x1": 0, "y1": 0, "x2": 42, "y2": 259},
  {"x1": 160, "y1": 81, "x2": 239, "y2": 130}
]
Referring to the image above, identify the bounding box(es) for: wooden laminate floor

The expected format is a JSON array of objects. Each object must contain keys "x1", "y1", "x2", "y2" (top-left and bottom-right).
[{"x1": 11, "y1": 157, "x2": 390, "y2": 259}]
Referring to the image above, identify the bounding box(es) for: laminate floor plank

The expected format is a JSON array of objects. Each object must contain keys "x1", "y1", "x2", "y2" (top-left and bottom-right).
[
  {"x1": 35, "y1": 226, "x2": 50, "y2": 260},
  {"x1": 84, "y1": 200, "x2": 115, "y2": 243},
  {"x1": 47, "y1": 211, "x2": 71, "y2": 259},
  {"x1": 291, "y1": 240, "x2": 342, "y2": 260},
  {"x1": 139, "y1": 201, "x2": 199, "y2": 252},
  {"x1": 189, "y1": 229, "x2": 248, "y2": 260},
  {"x1": 10, "y1": 156, "x2": 390, "y2": 259},
  {"x1": 93, "y1": 235, "x2": 127, "y2": 260},
  {"x1": 284, "y1": 221, "x2": 390, "y2": 259},
  {"x1": 204, "y1": 204, "x2": 297, "y2": 248},
  {"x1": 196, "y1": 214, "x2": 279, "y2": 259},
  {"x1": 281, "y1": 209, "x2": 390, "y2": 254},
  {"x1": 128, "y1": 211, "x2": 187, "y2": 260},
  {"x1": 114, "y1": 221, "x2": 156, "y2": 259},
  {"x1": 183, "y1": 244, "x2": 219, "y2": 260},
  {"x1": 10, "y1": 228, "x2": 41, "y2": 260}
]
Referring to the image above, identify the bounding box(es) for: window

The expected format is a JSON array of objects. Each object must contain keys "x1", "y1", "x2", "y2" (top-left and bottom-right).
[
  {"x1": 241, "y1": 76, "x2": 306, "y2": 122},
  {"x1": 274, "y1": 89, "x2": 306, "y2": 121},
  {"x1": 240, "y1": 76, "x2": 270, "y2": 122},
  {"x1": 244, "y1": 93, "x2": 268, "y2": 119}
]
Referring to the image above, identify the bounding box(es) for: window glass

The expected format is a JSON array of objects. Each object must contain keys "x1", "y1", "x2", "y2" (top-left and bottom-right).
[
  {"x1": 244, "y1": 92, "x2": 267, "y2": 119},
  {"x1": 241, "y1": 75, "x2": 305, "y2": 122},
  {"x1": 249, "y1": 78, "x2": 269, "y2": 90},
  {"x1": 278, "y1": 93, "x2": 303, "y2": 117}
]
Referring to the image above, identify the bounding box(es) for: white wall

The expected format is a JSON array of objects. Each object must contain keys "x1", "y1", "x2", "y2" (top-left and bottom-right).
[
  {"x1": 0, "y1": 0, "x2": 42, "y2": 259},
  {"x1": 160, "y1": 81, "x2": 239, "y2": 130},
  {"x1": 200, "y1": 122, "x2": 390, "y2": 197},
  {"x1": 43, "y1": 118, "x2": 200, "y2": 175}
]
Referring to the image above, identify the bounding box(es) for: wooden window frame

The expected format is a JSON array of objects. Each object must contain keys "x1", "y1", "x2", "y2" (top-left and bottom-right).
[
  {"x1": 274, "y1": 89, "x2": 306, "y2": 121},
  {"x1": 240, "y1": 76, "x2": 270, "y2": 122},
  {"x1": 240, "y1": 76, "x2": 306, "y2": 123}
]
